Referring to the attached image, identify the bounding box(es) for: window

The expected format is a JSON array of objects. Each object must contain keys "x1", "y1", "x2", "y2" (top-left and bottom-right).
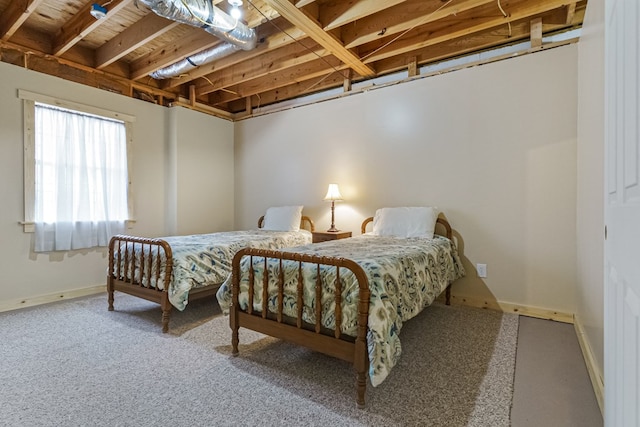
[{"x1": 20, "y1": 90, "x2": 134, "y2": 252}]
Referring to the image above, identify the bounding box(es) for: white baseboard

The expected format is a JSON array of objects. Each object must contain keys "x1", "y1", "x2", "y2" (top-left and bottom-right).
[
  {"x1": 574, "y1": 315, "x2": 605, "y2": 416},
  {"x1": 445, "y1": 294, "x2": 574, "y2": 323},
  {"x1": 0, "y1": 285, "x2": 106, "y2": 313}
]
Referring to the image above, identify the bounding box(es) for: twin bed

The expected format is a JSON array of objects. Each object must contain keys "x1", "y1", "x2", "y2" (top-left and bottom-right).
[
  {"x1": 216, "y1": 208, "x2": 465, "y2": 407},
  {"x1": 107, "y1": 206, "x2": 314, "y2": 332},
  {"x1": 107, "y1": 206, "x2": 465, "y2": 407}
]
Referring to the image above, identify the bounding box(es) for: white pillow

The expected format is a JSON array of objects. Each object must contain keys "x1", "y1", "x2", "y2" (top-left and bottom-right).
[
  {"x1": 262, "y1": 206, "x2": 303, "y2": 231},
  {"x1": 372, "y1": 207, "x2": 439, "y2": 238}
]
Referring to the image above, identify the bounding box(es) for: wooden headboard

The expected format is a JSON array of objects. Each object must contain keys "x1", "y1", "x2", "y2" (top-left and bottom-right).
[
  {"x1": 258, "y1": 215, "x2": 315, "y2": 232},
  {"x1": 360, "y1": 216, "x2": 452, "y2": 240}
]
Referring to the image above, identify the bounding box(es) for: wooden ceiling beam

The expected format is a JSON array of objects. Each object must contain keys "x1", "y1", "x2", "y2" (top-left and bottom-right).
[
  {"x1": 263, "y1": 0, "x2": 375, "y2": 77},
  {"x1": 359, "y1": 0, "x2": 574, "y2": 64},
  {"x1": 232, "y1": 6, "x2": 585, "y2": 115},
  {"x1": 227, "y1": 71, "x2": 346, "y2": 112},
  {"x1": 373, "y1": 21, "x2": 534, "y2": 75},
  {"x1": 342, "y1": 0, "x2": 496, "y2": 49},
  {"x1": 210, "y1": 56, "x2": 344, "y2": 105},
  {"x1": 53, "y1": 0, "x2": 132, "y2": 56},
  {"x1": 371, "y1": 9, "x2": 583, "y2": 75},
  {"x1": 195, "y1": 42, "x2": 328, "y2": 95},
  {"x1": 0, "y1": 0, "x2": 45, "y2": 41},
  {"x1": 160, "y1": 21, "x2": 304, "y2": 89},
  {"x1": 130, "y1": 29, "x2": 222, "y2": 81},
  {"x1": 96, "y1": 14, "x2": 180, "y2": 69},
  {"x1": 321, "y1": 0, "x2": 407, "y2": 31}
]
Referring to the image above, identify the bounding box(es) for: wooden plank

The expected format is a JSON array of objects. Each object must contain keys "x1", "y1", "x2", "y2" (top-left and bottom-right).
[
  {"x1": 0, "y1": 0, "x2": 45, "y2": 41},
  {"x1": 53, "y1": 0, "x2": 132, "y2": 56},
  {"x1": 0, "y1": 285, "x2": 106, "y2": 313},
  {"x1": 358, "y1": 0, "x2": 573, "y2": 64},
  {"x1": 210, "y1": 55, "x2": 344, "y2": 105},
  {"x1": 448, "y1": 294, "x2": 574, "y2": 323},
  {"x1": 195, "y1": 42, "x2": 328, "y2": 96},
  {"x1": 238, "y1": 312, "x2": 356, "y2": 363},
  {"x1": 407, "y1": 56, "x2": 418, "y2": 77},
  {"x1": 129, "y1": 29, "x2": 221, "y2": 81},
  {"x1": 371, "y1": 9, "x2": 580, "y2": 75},
  {"x1": 226, "y1": 71, "x2": 346, "y2": 112},
  {"x1": 263, "y1": 0, "x2": 375, "y2": 77},
  {"x1": 574, "y1": 317, "x2": 605, "y2": 415},
  {"x1": 343, "y1": 68, "x2": 352, "y2": 92},
  {"x1": 321, "y1": 0, "x2": 406, "y2": 31},
  {"x1": 22, "y1": 98, "x2": 35, "y2": 233},
  {"x1": 531, "y1": 17, "x2": 543, "y2": 48},
  {"x1": 565, "y1": 3, "x2": 577, "y2": 25},
  {"x1": 160, "y1": 21, "x2": 303, "y2": 89},
  {"x1": 234, "y1": 10, "x2": 583, "y2": 115},
  {"x1": 96, "y1": 13, "x2": 180, "y2": 69},
  {"x1": 342, "y1": 0, "x2": 496, "y2": 49}
]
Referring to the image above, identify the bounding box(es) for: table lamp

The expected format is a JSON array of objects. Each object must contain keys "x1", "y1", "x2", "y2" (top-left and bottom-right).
[{"x1": 323, "y1": 183, "x2": 343, "y2": 232}]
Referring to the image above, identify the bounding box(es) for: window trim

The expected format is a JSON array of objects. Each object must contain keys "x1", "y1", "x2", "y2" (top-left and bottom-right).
[{"x1": 19, "y1": 89, "x2": 135, "y2": 233}]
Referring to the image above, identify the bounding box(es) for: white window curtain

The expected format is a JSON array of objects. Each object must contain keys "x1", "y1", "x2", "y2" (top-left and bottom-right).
[{"x1": 34, "y1": 103, "x2": 128, "y2": 252}]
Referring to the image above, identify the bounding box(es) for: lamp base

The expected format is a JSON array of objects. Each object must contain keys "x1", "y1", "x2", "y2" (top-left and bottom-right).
[{"x1": 326, "y1": 226, "x2": 340, "y2": 232}]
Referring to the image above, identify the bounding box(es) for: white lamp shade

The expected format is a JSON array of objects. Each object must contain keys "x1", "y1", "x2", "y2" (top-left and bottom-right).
[{"x1": 323, "y1": 183, "x2": 343, "y2": 201}]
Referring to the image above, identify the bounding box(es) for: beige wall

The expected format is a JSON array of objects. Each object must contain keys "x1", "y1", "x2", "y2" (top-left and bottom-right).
[
  {"x1": 0, "y1": 42, "x2": 585, "y2": 317},
  {"x1": 576, "y1": 0, "x2": 605, "y2": 382},
  {"x1": 0, "y1": 62, "x2": 233, "y2": 307},
  {"x1": 235, "y1": 45, "x2": 579, "y2": 313},
  {"x1": 171, "y1": 107, "x2": 234, "y2": 235}
]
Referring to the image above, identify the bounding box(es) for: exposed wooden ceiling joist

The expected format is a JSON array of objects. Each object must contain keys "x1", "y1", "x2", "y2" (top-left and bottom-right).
[
  {"x1": 262, "y1": 0, "x2": 376, "y2": 77},
  {"x1": 0, "y1": 0, "x2": 586, "y2": 118},
  {"x1": 0, "y1": 0, "x2": 45, "y2": 41},
  {"x1": 53, "y1": 0, "x2": 132, "y2": 56}
]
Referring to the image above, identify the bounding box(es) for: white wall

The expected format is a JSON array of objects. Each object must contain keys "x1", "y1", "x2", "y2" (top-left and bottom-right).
[
  {"x1": 577, "y1": 0, "x2": 605, "y2": 384},
  {"x1": 234, "y1": 45, "x2": 579, "y2": 313},
  {"x1": 0, "y1": 62, "x2": 233, "y2": 307}
]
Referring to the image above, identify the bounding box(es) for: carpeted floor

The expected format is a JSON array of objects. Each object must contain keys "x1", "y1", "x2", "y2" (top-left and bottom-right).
[{"x1": 0, "y1": 293, "x2": 518, "y2": 426}]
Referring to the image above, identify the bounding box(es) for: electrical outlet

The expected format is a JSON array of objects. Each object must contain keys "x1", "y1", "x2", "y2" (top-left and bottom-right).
[{"x1": 477, "y1": 263, "x2": 487, "y2": 278}]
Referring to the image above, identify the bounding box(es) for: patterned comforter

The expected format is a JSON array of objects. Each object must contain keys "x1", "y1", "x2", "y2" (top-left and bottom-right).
[
  {"x1": 116, "y1": 230, "x2": 312, "y2": 311},
  {"x1": 216, "y1": 234, "x2": 465, "y2": 386}
]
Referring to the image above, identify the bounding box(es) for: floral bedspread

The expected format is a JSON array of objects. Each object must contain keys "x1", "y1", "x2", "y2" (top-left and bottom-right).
[
  {"x1": 216, "y1": 234, "x2": 465, "y2": 387},
  {"x1": 117, "y1": 230, "x2": 312, "y2": 311}
]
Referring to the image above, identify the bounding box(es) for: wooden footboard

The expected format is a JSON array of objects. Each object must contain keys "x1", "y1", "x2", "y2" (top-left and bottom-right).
[
  {"x1": 230, "y1": 247, "x2": 372, "y2": 408},
  {"x1": 107, "y1": 234, "x2": 223, "y2": 332},
  {"x1": 108, "y1": 235, "x2": 175, "y2": 332}
]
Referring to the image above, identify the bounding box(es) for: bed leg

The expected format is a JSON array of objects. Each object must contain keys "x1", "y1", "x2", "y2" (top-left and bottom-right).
[
  {"x1": 231, "y1": 308, "x2": 239, "y2": 356},
  {"x1": 161, "y1": 294, "x2": 171, "y2": 333},
  {"x1": 356, "y1": 371, "x2": 366, "y2": 409},
  {"x1": 107, "y1": 279, "x2": 114, "y2": 311},
  {"x1": 445, "y1": 284, "x2": 451, "y2": 306},
  {"x1": 232, "y1": 328, "x2": 239, "y2": 356}
]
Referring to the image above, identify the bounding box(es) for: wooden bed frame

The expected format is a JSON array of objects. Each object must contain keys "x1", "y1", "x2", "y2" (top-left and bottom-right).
[
  {"x1": 229, "y1": 217, "x2": 454, "y2": 408},
  {"x1": 107, "y1": 216, "x2": 314, "y2": 333}
]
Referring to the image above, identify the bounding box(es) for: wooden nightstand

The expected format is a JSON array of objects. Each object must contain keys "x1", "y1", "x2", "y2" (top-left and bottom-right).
[{"x1": 312, "y1": 230, "x2": 352, "y2": 243}]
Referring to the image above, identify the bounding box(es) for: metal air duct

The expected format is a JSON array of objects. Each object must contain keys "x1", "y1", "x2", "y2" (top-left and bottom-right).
[
  {"x1": 138, "y1": 0, "x2": 257, "y2": 79},
  {"x1": 150, "y1": 43, "x2": 239, "y2": 79}
]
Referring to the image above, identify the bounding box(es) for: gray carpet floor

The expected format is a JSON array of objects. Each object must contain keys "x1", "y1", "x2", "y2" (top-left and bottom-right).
[{"x1": 0, "y1": 293, "x2": 519, "y2": 426}]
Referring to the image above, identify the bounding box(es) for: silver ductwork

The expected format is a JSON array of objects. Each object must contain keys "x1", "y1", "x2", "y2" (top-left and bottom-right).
[
  {"x1": 139, "y1": 0, "x2": 257, "y2": 79},
  {"x1": 150, "y1": 43, "x2": 240, "y2": 79}
]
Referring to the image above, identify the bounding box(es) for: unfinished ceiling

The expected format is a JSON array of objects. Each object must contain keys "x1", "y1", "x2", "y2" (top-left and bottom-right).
[{"x1": 0, "y1": 0, "x2": 586, "y2": 120}]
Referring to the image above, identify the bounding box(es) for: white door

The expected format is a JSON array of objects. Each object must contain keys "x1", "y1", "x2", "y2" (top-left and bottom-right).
[{"x1": 604, "y1": 0, "x2": 640, "y2": 425}]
